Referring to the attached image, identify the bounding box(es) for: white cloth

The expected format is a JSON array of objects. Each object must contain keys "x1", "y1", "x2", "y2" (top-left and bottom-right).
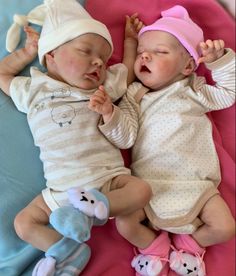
[
  {"x1": 99, "y1": 49, "x2": 235, "y2": 233},
  {"x1": 10, "y1": 63, "x2": 130, "y2": 210}
]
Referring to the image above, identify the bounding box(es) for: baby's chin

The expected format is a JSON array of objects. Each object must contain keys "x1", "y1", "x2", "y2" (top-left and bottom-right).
[
  {"x1": 72, "y1": 80, "x2": 103, "y2": 91},
  {"x1": 136, "y1": 76, "x2": 156, "y2": 90}
]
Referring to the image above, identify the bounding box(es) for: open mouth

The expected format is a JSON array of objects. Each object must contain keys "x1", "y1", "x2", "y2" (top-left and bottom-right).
[
  {"x1": 140, "y1": 65, "x2": 151, "y2": 73},
  {"x1": 86, "y1": 71, "x2": 100, "y2": 81}
]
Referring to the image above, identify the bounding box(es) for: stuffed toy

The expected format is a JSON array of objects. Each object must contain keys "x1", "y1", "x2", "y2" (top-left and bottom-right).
[
  {"x1": 68, "y1": 187, "x2": 109, "y2": 220},
  {"x1": 131, "y1": 254, "x2": 163, "y2": 276},
  {"x1": 49, "y1": 188, "x2": 109, "y2": 243},
  {"x1": 169, "y1": 250, "x2": 205, "y2": 276}
]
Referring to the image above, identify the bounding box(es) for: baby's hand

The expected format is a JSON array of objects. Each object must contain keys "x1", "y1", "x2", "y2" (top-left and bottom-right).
[
  {"x1": 125, "y1": 13, "x2": 144, "y2": 41},
  {"x1": 198, "y1": 39, "x2": 225, "y2": 64},
  {"x1": 24, "y1": 26, "x2": 39, "y2": 58},
  {"x1": 88, "y1": 85, "x2": 113, "y2": 119}
]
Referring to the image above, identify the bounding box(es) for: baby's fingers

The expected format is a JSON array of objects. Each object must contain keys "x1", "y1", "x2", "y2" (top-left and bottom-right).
[
  {"x1": 199, "y1": 40, "x2": 215, "y2": 54},
  {"x1": 88, "y1": 97, "x2": 103, "y2": 111},
  {"x1": 91, "y1": 93, "x2": 105, "y2": 104},
  {"x1": 199, "y1": 41, "x2": 208, "y2": 51},
  {"x1": 198, "y1": 56, "x2": 206, "y2": 64},
  {"x1": 213, "y1": 39, "x2": 225, "y2": 51},
  {"x1": 201, "y1": 39, "x2": 224, "y2": 52},
  {"x1": 135, "y1": 20, "x2": 144, "y2": 32},
  {"x1": 205, "y1": 39, "x2": 214, "y2": 49},
  {"x1": 98, "y1": 85, "x2": 107, "y2": 94},
  {"x1": 24, "y1": 26, "x2": 39, "y2": 36},
  {"x1": 129, "y1": 13, "x2": 139, "y2": 21}
]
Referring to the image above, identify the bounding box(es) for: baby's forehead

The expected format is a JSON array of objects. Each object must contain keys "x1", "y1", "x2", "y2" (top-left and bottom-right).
[
  {"x1": 73, "y1": 33, "x2": 106, "y2": 43},
  {"x1": 138, "y1": 30, "x2": 186, "y2": 50},
  {"x1": 71, "y1": 33, "x2": 111, "y2": 50},
  {"x1": 140, "y1": 30, "x2": 178, "y2": 44}
]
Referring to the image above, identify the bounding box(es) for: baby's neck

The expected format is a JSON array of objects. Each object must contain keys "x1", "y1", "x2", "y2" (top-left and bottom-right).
[{"x1": 151, "y1": 74, "x2": 188, "y2": 91}]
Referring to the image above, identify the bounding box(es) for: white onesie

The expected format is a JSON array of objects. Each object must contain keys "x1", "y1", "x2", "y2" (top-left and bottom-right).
[{"x1": 10, "y1": 63, "x2": 130, "y2": 211}]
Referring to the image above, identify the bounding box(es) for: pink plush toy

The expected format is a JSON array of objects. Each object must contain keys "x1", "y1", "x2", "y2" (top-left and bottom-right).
[
  {"x1": 169, "y1": 250, "x2": 206, "y2": 276},
  {"x1": 131, "y1": 254, "x2": 164, "y2": 276}
]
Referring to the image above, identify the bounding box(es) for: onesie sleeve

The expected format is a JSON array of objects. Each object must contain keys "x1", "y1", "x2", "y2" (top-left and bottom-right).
[
  {"x1": 9, "y1": 75, "x2": 32, "y2": 114},
  {"x1": 103, "y1": 63, "x2": 128, "y2": 102},
  {"x1": 99, "y1": 82, "x2": 141, "y2": 149}
]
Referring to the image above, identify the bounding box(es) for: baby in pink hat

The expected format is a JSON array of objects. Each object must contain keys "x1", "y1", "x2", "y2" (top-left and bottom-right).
[{"x1": 89, "y1": 5, "x2": 235, "y2": 276}]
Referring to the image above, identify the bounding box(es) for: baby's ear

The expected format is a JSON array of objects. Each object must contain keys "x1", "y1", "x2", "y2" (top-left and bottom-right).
[
  {"x1": 182, "y1": 57, "x2": 195, "y2": 76},
  {"x1": 44, "y1": 51, "x2": 55, "y2": 67}
]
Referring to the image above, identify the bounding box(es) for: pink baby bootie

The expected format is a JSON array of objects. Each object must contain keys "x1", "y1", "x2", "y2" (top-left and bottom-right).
[
  {"x1": 131, "y1": 231, "x2": 170, "y2": 276},
  {"x1": 169, "y1": 234, "x2": 206, "y2": 276}
]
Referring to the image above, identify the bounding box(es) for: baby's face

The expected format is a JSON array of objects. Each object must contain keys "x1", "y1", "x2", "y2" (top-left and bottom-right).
[
  {"x1": 47, "y1": 34, "x2": 111, "y2": 90},
  {"x1": 135, "y1": 30, "x2": 192, "y2": 90}
]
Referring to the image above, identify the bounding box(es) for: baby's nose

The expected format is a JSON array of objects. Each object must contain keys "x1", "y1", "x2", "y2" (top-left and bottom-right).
[
  {"x1": 141, "y1": 52, "x2": 151, "y2": 61},
  {"x1": 92, "y1": 57, "x2": 103, "y2": 67}
]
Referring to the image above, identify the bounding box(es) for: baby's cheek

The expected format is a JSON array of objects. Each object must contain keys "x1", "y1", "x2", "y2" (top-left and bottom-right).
[
  {"x1": 158, "y1": 61, "x2": 178, "y2": 75},
  {"x1": 67, "y1": 57, "x2": 77, "y2": 67},
  {"x1": 100, "y1": 69, "x2": 107, "y2": 84},
  {"x1": 134, "y1": 61, "x2": 140, "y2": 74},
  {"x1": 65, "y1": 58, "x2": 81, "y2": 74}
]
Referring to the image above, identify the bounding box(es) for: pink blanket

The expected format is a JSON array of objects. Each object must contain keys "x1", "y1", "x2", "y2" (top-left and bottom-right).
[{"x1": 82, "y1": 0, "x2": 235, "y2": 275}]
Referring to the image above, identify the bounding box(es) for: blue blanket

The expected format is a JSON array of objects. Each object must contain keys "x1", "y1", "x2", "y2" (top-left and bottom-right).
[{"x1": 0, "y1": 1, "x2": 84, "y2": 275}]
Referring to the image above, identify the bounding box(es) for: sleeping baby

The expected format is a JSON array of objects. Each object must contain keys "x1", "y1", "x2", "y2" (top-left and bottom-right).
[{"x1": 89, "y1": 5, "x2": 236, "y2": 276}]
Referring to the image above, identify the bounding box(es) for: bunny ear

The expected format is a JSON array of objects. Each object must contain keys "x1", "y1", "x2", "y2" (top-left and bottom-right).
[
  {"x1": 169, "y1": 251, "x2": 181, "y2": 270},
  {"x1": 6, "y1": 21, "x2": 25, "y2": 52},
  {"x1": 147, "y1": 259, "x2": 163, "y2": 276},
  {"x1": 94, "y1": 201, "x2": 109, "y2": 220},
  {"x1": 27, "y1": 4, "x2": 46, "y2": 25},
  {"x1": 5, "y1": 3, "x2": 46, "y2": 52},
  {"x1": 131, "y1": 255, "x2": 140, "y2": 268}
]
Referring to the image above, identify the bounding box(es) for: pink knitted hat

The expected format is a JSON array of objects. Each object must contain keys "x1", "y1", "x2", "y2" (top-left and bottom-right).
[{"x1": 139, "y1": 5, "x2": 204, "y2": 67}]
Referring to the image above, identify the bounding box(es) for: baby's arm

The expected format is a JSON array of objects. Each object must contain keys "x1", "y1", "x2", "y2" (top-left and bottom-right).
[
  {"x1": 123, "y1": 13, "x2": 143, "y2": 85},
  {"x1": 198, "y1": 39, "x2": 225, "y2": 64},
  {"x1": 0, "y1": 26, "x2": 39, "y2": 96},
  {"x1": 195, "y1": 39, "x2": 235, "y2": 110},
  {"x1": 88, "y1": 85, "x2": 113, "y2": 123},
  {"x1": 90, "y1": 84, "x2": 140, "y2": 149}
]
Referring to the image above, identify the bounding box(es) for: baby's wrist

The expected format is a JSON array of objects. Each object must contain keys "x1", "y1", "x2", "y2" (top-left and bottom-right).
[
  {"x1": 124, "y1": 37, "x2": 137, "y2": 45},
  {"x1": 103, "y1": 106, "x2": 113, "y2": 123},
  {"x1": 23, "y1": 47, "x2": 37, "y2": 60}
]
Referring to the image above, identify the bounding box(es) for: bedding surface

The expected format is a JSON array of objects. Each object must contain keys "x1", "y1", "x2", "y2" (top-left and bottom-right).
[
  {"x1": 84, "y1": 0, "x2": 235, "y2": 276},
  {"x1": 0, "y1": 1, "x2": 85, "y2": 275},
  {"x1": 0, "y1": 0, "x2": 235, "y2": 275},
  {"x1": 0, "y1": 1, "x2": 45, "y2": 274}
]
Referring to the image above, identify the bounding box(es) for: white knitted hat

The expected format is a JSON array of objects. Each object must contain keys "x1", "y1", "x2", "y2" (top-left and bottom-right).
[{"x1": 38, "y1": 0, "x2": 113, "y2": 65}]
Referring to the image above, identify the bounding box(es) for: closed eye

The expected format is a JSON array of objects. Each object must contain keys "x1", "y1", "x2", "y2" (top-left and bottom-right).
[
  {"x1": 136, "y1": 48, "x2": 145, "y2": 56},
  {"x1": 100, "y1": 55, "x2": 109, "y2": 64},
  {"x1": 137, "y1": 52, "x2": 143, "y2": 57},
  {"x1": 77, "y1": 48, "x2": 91, "y2": 55},
  {"x1": 155, "y1": 50, "x2": 169, "y2": 54}
]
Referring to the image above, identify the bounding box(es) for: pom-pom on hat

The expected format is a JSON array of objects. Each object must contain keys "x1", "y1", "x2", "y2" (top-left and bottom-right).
[
  {"x1": 38, "y1": 0, "x2": 113, "y2": 65},
  {"x1": 139, "y1": 5, "x2": 204, "y2": 67}
]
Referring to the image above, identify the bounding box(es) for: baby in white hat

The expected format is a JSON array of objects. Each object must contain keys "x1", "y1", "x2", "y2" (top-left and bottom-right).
[
  {"x1": 89, "y1": 5, "x2": 235, "y2": 276},
  {"x1": 0, "y1": 0, "x2": 152, "y2": 275}
]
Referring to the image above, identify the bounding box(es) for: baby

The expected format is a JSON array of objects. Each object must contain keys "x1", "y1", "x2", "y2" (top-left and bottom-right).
[
  {"x1": 0, "y1": 0, "x2": 151, "y2": 275},
  {"x1": 89, "y1": 5, "x2": 235, "y2": 276}
]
